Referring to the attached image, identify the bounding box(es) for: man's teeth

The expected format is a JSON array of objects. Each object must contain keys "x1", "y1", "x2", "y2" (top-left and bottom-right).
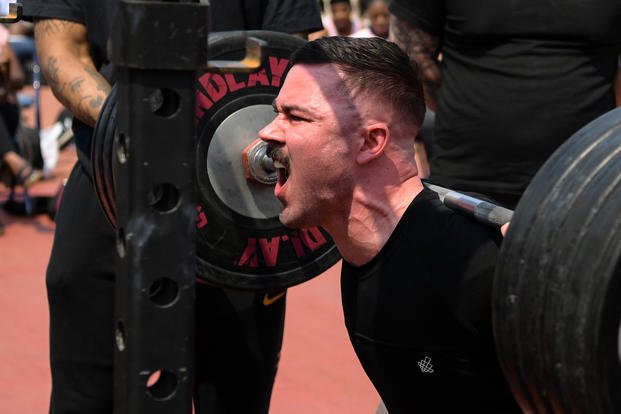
[{"x1": 273, "y1": 160, "x2": 286, "y2": 169}]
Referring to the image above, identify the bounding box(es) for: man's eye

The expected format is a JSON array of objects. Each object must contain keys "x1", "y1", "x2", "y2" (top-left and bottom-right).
[{"x1": 289, "y1": 114, "x2": 306, "y2": 122}]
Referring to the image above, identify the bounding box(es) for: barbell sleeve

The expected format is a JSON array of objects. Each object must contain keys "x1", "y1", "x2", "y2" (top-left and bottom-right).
[{"x1": 423, "y1": 181, "x2": 514, "y2": 228}]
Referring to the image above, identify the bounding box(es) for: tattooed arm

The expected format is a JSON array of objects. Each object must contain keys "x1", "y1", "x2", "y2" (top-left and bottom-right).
[
  {"x1": 33, "y1": 18, "x2": 111, "y2": 128},
  {"x1": 389, "y1": 15, "x2": 441, "y2": 111}
]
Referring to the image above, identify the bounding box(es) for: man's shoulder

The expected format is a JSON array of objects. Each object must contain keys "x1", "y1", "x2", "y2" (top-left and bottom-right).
[
  {"x1": 409, "y1": 188, "x2": 500, "y2": 241},
  {"x1": 404, "y1": 189, "x2": 502, "y2": 274}
]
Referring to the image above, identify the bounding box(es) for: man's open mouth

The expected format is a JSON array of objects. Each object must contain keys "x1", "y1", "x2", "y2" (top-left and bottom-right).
[
  {"x1": 267, "y1": 144, "x2": 290, "y2": 188},
  {"x1": 273, "y1": 159, "x2": 290, "y2": 187}
]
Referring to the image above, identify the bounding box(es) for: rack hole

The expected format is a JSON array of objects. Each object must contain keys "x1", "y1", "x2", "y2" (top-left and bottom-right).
[
  {"x1": 115, "y1": 132, "x2": 129, "y2": 164},
  {"x1": 149, "y1": 88, "x2": 180, "y2": 118},
  {"x1": 148, "y1": 277, "x2": 179, "y2": 308},
  {"x1": 148, "y1": 183, "x2": 180, "y2": 214},
  {"x1": 116, "y1": 227, "x2": 126, "y2": 258},
  {"x1": 145, "y1": 369, "x2": 178, "y2": 401}
]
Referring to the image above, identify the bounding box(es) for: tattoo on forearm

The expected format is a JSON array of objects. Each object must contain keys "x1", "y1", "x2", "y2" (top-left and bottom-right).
[
  {"x1": 43, "y1": 60, "x2": 110, "y2": 126},
  {"x1": 70, "y1": 77, "x2": 85, "y2": 93},
  {"x1": 84, "y1": 65, "x2": 111, "y2": 94},
  {"x1": 44, "y1": 56, "x2": 60, "y2": 87},
  {"x1": 390, "y1": 16, "x2": 442, "y2": 108}
]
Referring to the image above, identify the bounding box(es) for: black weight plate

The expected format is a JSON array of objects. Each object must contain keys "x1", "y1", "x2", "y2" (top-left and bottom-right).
[
  {"x1": 494, "y1": 108, "x2": 621, "y2": 413},
  {"x1": 91, "y1": 85, "x2": 118, "y2": 229},
  {"x1": 194, "y1": 31, "x2": 340, "y2": 290}
]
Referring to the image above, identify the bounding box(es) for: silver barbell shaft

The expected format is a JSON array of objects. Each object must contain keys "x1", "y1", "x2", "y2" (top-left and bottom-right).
[{"x1": 423, "y1": 181, "x2": 514, "y2": 228}]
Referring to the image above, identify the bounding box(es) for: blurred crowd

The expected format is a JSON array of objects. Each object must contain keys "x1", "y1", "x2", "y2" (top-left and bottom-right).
[
  {"x1": 312, "y1": 0, "x2": 389, "y2": 39},
  {"x1": 0, "y1": 3, "x2": 71, "y2": 236}
]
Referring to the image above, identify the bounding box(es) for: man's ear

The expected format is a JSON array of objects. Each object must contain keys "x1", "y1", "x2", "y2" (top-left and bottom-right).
[{"x1": 356, "y1": 123, "x2": 389, "y2": 164}]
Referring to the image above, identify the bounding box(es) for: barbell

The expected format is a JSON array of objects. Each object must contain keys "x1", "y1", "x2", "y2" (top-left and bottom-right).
[
  {"x1": 92, "y1": 31, "x2": 341, "y2": 291},
  {"x1": 90, "y1": 30, "x2": 621, "y2": 412}
]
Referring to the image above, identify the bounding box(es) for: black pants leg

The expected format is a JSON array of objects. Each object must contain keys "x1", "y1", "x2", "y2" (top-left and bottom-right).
[
  {"x1": 194, "y1": 285, "x2": 287, "y2": 414},
  {"x1": 46, "y1": 163, "x2": 116, "y2": 414},
  {"x1": 47, "y1": 163, "x2": 286, "y2": 414}
]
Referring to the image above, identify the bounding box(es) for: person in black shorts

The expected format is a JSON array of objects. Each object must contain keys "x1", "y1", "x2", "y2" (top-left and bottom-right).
[
  {"x1": 259, "y1": 36, "x2": 521, "y2": 413},
  {"x1": 24, "y1": 1, "x2": 321, "y2": 413}
]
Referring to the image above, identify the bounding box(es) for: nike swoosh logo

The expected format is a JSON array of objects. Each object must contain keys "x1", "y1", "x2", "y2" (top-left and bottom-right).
[{"x1": 262, "y1": 291, "x2": 286, "y2": 306}]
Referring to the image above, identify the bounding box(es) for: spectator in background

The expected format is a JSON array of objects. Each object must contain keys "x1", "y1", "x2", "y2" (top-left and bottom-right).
[
  {"x1": 358, "y1": 0, "x2": 371, "y2": 17},
  {"x1": 352, "y1": 0, "x2": 389, "y2": 39},
  {"x1": 389, "y1": 0, "x2": 621, "y2": 209},
  {"x1": 0, "y1": 22, "x2": 42, "y2": 235},
  {"x1": 25, "y1": 0, "x2": 322, "y2": 413},
  {"x1": 312, "y1": 0, "x2": 361, "y2": 39}
]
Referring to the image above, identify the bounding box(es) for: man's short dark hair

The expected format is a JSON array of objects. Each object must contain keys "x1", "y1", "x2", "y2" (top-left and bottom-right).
[
  {"x1": 330, "y1": 0, "x2": 351, "y2": 5},
  {"x1": 291, "y1": 36, "x2": 426, "y2": 126}
]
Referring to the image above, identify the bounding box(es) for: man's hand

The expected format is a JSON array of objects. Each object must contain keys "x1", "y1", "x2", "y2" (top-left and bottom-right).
[
  {"x1": 500, "y1": 222, "x2": 510, "y2": 237},
  {"x1": 34, "y1": 18, "x2": 111, "y2": 127}
]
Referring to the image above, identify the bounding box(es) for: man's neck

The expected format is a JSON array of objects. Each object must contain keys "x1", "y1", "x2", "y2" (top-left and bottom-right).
[{"x1": 328, "y1": 176, "x2": 424, "y2": 266}]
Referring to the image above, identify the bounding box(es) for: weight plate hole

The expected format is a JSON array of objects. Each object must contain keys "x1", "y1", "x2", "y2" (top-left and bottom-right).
[
  {"x1": 148, "y1": 183, "x2": 180, "y2": 214},
  {"x1": 115, "y1": 132, "x2": 129, "y2": 164},
  {"x1": 145, "y1": 369, "x2": 177, "y2": 401},
  {"x1": 149, "y1": 88, "x2": 180, "y2": 118},
  {"x1": 148, "y1": 277, "x2": 179, "y2": 308}
]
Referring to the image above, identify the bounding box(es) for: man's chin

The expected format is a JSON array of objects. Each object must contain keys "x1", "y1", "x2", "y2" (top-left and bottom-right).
[{"x1": 279, "y1": 210, "x2": 307, "y2": 230}]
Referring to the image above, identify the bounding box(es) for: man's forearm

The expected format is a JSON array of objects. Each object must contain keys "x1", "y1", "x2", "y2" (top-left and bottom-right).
[
  {"x1": 389, "y1": 15, "x2": 441, "y2": 110},
  {"x1": 34, "y1": 18, "x2": 110, "y2": 127}
]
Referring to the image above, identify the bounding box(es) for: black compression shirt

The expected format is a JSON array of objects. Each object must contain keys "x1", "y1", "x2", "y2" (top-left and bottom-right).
[{"x1": 341, "y1": 189, "x2": 521, "y2": 413}]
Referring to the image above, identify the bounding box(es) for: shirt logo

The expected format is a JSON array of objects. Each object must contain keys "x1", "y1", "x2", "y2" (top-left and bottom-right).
[{"x1": 418, "y1": 356, "x2": 434, "y2": 374}]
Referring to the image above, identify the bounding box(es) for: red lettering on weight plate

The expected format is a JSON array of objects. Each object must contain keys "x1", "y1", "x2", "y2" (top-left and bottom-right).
[
  {"x1": 288, "y1": 231, "x2": 306, "y2": 259},
  {"x1": 300, "y1": 227, "x2": 327, "y2": 251},
  {"x1": 195, "y1": 90, "x2": 212, "y2": 119},
  {"x1": 196, "y1": 56, "x2": 290, "y2": 120},
  {"x1": 195, "y1": 205, "x2": 208, "y2": 229},
  {"x1": 247, "y1": 69, "x2": 270, "y2": 87},
  {"x1": 258, "y1": 237, "x2": 280, "y2": 267},
  {"x1": 269, "y1": 57, "x2": 289, "y2": 87},
  {"x1": 197, "y1": 73, "x2": 228, "y2": 104},
  {"x1": 238, "y1": 238, "x2": 259, "y2": 267},
  {"x1": 224, "y1": 73, "x2": 246, "y2": 92}
]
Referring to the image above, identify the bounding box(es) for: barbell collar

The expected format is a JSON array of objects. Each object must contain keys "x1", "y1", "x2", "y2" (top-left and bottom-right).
[
  {"x1": 242, "y1": 139, "x2": 276, "y2": 185},
  {"x1": 0, "y1": 2, "x2": 22, "y2": 23},
  {"x1": 207, "y1": 37, "x2": 266, "y2": 73}
]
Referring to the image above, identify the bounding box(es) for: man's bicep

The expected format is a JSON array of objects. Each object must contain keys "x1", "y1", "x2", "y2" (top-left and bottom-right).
[
  {"x1": 34, "y1": 18, "x2": 88, "y2": 52},
  {"x1": 34, "y1": 18, "x2": 92, "y2": 73}
]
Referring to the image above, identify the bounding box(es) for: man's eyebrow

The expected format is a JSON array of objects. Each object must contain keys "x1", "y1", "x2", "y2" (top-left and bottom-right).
[{"x1": 272, "y1": 98, "x2": 316, "y2": 117}]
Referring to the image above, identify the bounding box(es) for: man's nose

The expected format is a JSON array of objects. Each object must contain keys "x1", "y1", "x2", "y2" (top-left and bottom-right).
[{"x1": 258, "y1": 119, "x2": 284, "y2": 144}]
